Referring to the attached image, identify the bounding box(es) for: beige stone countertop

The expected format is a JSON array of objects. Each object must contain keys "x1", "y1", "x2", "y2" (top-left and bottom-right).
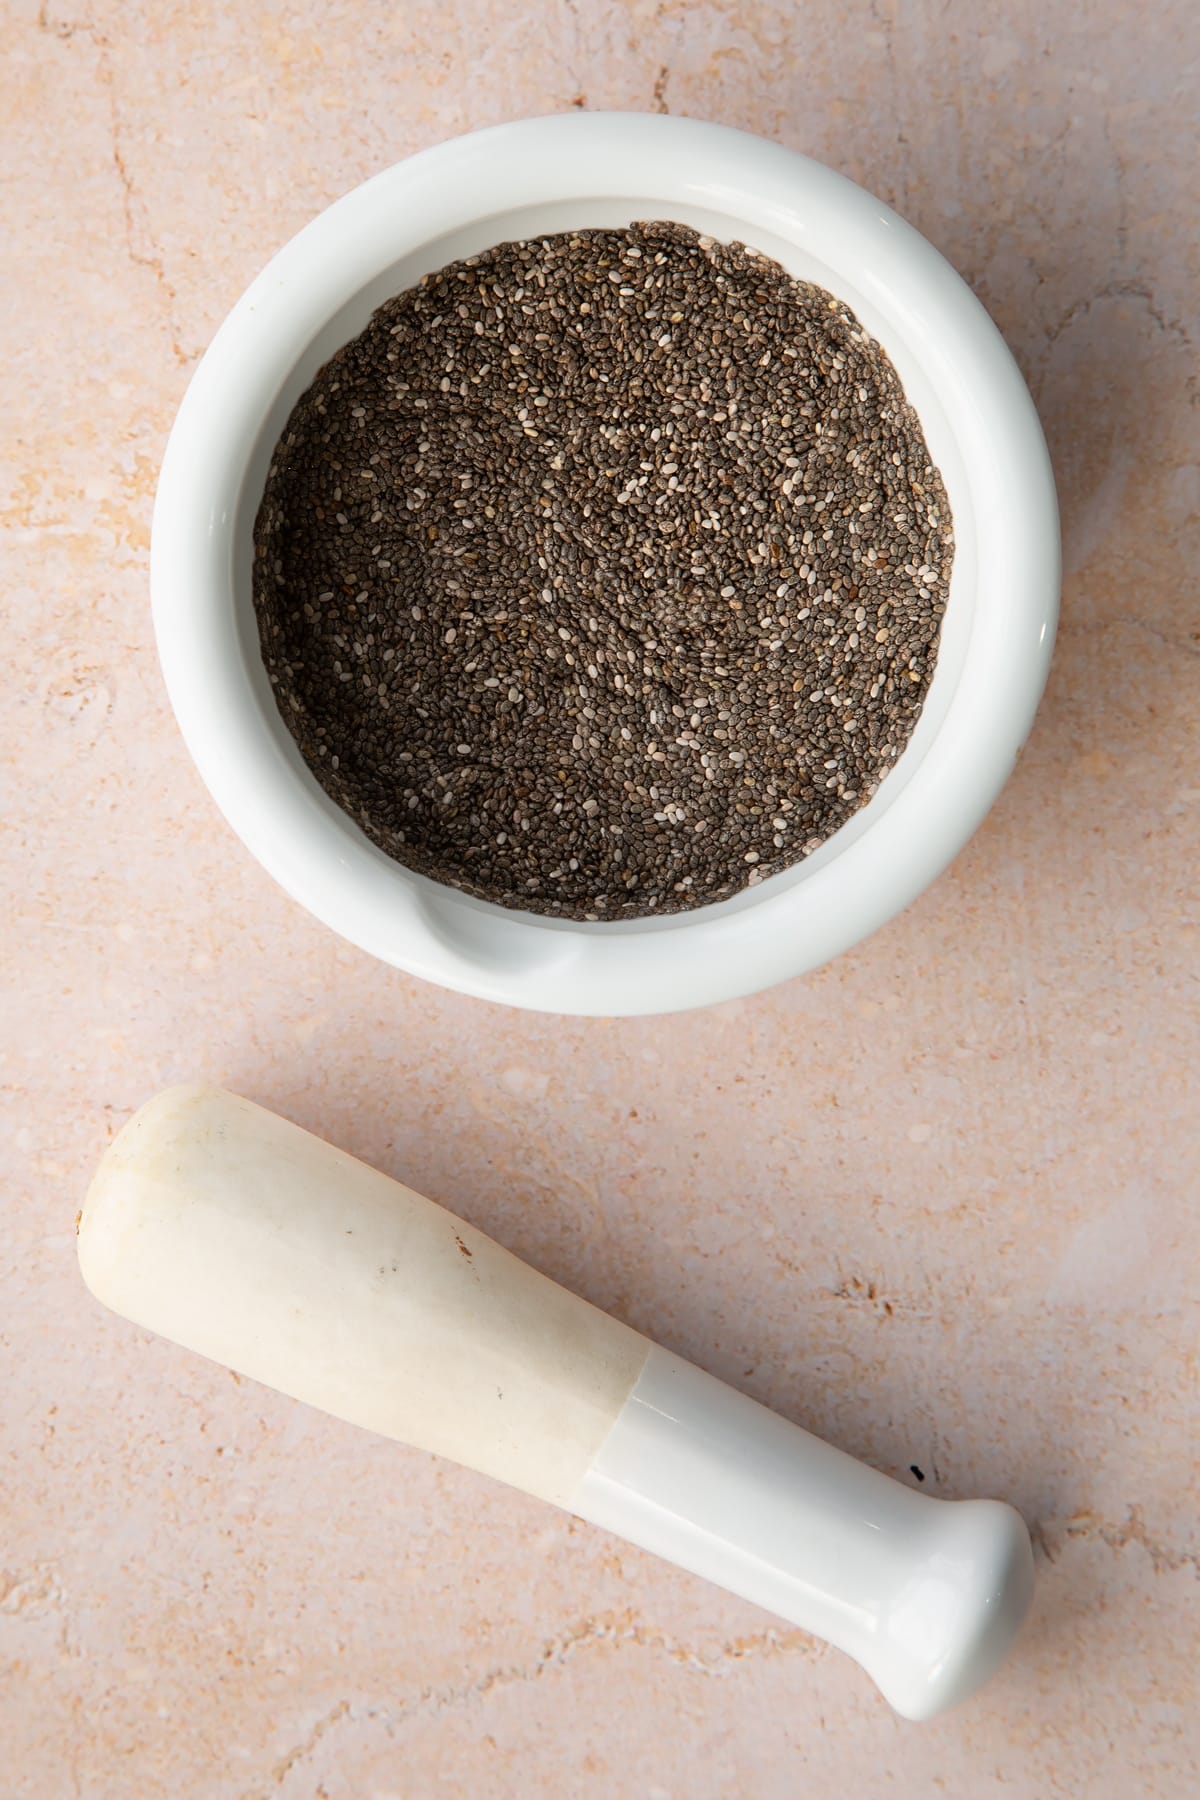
[{"x1": 3, "y1": 2, "x2": 1198, "y2": 1795}]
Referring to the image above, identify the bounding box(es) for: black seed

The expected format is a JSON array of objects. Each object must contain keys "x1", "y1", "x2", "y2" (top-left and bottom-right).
[{"x1": 252, "y1": 224, "x2": 953, "y2": 919}]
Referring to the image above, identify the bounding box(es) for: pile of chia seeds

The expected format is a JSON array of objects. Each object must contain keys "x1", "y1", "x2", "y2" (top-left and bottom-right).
[{"x1": 252, "y1": 222, "x2": 953, "y2": 919}]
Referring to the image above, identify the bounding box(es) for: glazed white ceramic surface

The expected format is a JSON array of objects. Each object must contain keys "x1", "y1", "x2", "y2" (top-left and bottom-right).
[
  {"x1": 576, "y1": 1347, "x2": 1034, "y2": 1723},
  {"x1": 151, "y1": 113, "x2": 1060, "y2": 1015}
]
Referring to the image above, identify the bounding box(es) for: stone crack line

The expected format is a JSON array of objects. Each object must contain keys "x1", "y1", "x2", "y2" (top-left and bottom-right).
[
  {"x1": 1042, "y1": 1506, "x2": 1199, "y2": 1578},
  {"x1": 38, "y1": 3, "x2": 193, "y2": 366},
  {"x1": 1042, "y1": 279, "x2": 1198, "y2": 398},
  {"x1": 1101, "y1": 616, "x2": 1200, "y2": 662},
  {"x1": 236, "y1": 1610, "x2": 822, "y2": 1790},
  {"x1": 239, "y1": 1700, "x2": 350, "y2": 1799}
]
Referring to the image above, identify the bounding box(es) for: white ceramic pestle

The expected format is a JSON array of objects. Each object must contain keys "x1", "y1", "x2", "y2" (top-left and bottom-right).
[{"x1": 78, "y1": 1086, "x2": 1034, "y2": 1720}]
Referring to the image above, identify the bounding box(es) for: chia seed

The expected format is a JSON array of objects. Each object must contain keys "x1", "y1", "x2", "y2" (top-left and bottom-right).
[{"x1": 252, "y1": 223, "x2": 953, "y2": 920}]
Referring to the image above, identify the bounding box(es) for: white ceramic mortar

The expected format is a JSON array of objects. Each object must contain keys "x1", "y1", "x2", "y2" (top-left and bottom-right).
[{"x1": 151, "y1": 113, "x2": 1059, "y2": 1015}]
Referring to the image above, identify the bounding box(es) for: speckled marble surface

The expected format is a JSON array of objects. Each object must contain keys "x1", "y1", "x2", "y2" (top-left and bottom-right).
[{"x1": 3, "y1": 2, "x2": 1199, "y2": 1795}]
